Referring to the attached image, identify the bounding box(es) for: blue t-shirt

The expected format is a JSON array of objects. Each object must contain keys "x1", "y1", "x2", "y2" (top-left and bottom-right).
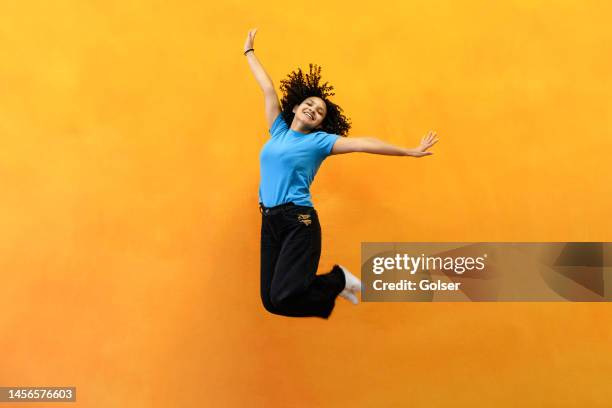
[{"x1": 258, "y1": 113, "x2": 340, "y2": 207}]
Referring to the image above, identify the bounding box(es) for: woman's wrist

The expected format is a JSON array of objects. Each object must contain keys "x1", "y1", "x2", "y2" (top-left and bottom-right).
[
  {"x1": 244, "y1": 48, "x2": 255, "y2": 56},
  {"x1": 402, "y1": 148, "x2": 416, "y2": 156}
]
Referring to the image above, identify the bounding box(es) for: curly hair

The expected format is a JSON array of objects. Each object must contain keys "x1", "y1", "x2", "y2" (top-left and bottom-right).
[{"x1": 279, "y1": 63, "x2": 351, "y2": 137}]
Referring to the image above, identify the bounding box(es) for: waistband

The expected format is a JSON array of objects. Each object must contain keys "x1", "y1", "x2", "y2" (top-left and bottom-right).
[
  {"x1": 259, "y1": 201, "x2": 317, "y2": 216},
  {"x1": 259, "y1": 201, "x2": 297, "y2": 215}
]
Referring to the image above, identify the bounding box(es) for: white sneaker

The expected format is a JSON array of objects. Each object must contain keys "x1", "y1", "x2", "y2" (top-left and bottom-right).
[{"x1": 337, "y1": 264, "x2": 361, "y2": 305}]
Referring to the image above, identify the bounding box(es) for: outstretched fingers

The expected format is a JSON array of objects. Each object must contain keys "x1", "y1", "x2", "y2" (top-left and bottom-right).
[
  {"x1": 424, "y1": 131, "x2": 439, "y2": 148},
  {"x1": 245, "y1": 28, "x2": 258, "y2": 48}
]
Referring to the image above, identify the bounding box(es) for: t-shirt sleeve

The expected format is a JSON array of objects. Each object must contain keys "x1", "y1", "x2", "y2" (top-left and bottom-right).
[
  {"x1": 269, "y1": 112, "x2": 288, "y2": 138},
  {"x1": 316, "y1": 132, "x2": 341, "y2": 158}
]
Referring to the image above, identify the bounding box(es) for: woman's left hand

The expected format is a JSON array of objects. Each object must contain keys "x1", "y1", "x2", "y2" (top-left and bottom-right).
[{"x1": 413, "y1": 131, "x2": 438, "y2": 156}]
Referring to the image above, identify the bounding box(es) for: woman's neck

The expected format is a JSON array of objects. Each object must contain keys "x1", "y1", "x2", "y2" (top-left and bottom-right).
[{"x1": 290, "y1": 119, "x2": 314, "y2": 135}]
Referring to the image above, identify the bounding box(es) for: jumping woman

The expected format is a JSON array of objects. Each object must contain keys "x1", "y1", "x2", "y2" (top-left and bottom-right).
[{"x1": 244, "y1": 28, "x2": 439, "y2": 319}]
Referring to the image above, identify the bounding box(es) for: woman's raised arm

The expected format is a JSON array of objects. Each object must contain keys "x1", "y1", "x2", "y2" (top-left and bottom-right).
[{"x1": 244, "y1": 28, "x2": 281, "y2": 128}]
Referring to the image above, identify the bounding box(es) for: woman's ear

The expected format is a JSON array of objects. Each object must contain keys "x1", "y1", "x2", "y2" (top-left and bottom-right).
[{"x1": 292, "y1": 105, "x2": 299, "y2": 114}]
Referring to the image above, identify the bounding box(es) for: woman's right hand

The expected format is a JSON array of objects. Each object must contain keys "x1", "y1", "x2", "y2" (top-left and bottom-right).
[{"x1": 244, "y1": 28, "x2": 258, "y2": 54}]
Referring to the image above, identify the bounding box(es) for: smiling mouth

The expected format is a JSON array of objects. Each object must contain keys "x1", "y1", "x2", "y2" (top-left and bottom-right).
[{"x1": 304, "y1": 112, "x2": 314, "y2": 120}]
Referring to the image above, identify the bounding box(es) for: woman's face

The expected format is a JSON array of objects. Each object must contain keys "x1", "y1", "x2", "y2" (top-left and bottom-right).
[{"x1": 292, "y1": 97, "x2": 327, "y2": 130}]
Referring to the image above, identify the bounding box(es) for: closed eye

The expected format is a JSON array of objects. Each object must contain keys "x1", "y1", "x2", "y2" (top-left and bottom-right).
[{"x1": 306, "y1": 101, "x2": 324, "y2": 114}]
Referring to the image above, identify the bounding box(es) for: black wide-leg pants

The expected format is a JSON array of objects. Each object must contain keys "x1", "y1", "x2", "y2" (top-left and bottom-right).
[{"x1": 259, "y1": 202, "x2": 346, "y2": 319}]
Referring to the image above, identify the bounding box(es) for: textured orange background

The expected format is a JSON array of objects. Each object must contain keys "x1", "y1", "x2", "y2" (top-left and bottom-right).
[{"x1": 2, "y1": 0, "x2": 612, "y2": 407}]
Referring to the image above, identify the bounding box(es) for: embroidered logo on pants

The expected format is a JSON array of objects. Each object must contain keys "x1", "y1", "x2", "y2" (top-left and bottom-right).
[{"x1": 297, "y1": 214, "x2": 312, "y2": 226}]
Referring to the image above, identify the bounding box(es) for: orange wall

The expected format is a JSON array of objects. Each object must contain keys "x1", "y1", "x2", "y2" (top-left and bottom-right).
[{"x1": 1, "y1": 0, "x2": 612, "y2": 407}]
